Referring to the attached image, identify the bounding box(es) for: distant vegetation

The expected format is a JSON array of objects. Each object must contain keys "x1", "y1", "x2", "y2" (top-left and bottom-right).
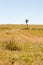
[{"x1": 25, "y1": 19, "x2": 29, "y2": 29}]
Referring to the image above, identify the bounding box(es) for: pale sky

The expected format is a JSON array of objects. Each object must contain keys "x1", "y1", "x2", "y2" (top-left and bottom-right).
[{"x1": 0, "y1": 0, "x2": 43, "y2": 24}]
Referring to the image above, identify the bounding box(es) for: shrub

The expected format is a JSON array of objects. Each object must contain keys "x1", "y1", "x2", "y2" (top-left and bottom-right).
[{"x1": 6, "y1": 40, "x2": 21, "y2": 51}]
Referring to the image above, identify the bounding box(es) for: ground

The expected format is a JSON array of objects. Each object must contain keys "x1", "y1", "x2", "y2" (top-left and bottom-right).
[{"x1": 0, "y1": 24, "x2": 43, "y2": 65}]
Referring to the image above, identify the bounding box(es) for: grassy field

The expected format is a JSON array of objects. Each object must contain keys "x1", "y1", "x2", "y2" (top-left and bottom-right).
[{"x1": 0, "y1": 24, "x2": 43, "y2": 65}]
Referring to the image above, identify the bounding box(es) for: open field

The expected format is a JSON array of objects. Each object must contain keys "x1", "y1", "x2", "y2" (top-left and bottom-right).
[{"x1": 0, "y1": 24, "x2": 43, "y2": 65}]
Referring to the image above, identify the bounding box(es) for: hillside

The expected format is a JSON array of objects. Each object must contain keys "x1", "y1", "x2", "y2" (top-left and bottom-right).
[{"x1": 0, "y1": 24, "x2": 43, "y2": 65}]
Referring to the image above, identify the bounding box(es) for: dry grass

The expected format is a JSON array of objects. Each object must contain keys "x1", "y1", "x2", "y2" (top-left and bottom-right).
[{"x1": 0, "y1": 24, "x2": 43, "y2": 65}]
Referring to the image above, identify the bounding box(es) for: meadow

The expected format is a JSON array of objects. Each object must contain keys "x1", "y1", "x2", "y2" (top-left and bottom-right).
[{"x1": 0, "y1": 24, "x2": 43, "y2": 65}]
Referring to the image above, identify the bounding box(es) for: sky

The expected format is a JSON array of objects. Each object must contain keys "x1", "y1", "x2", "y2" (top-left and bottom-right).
[{"x1": 0, "y1": 0, "x2": 43, "y2": 24}]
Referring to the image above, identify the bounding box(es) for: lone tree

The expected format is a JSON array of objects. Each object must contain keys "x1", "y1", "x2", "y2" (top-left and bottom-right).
[{"x1": 25, "y1": 19, "x2": 29, "y2": 29}]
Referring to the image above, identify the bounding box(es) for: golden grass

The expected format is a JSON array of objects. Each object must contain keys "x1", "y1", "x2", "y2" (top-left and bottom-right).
[{"x1": 0, "y1": 24, "x2": 43, "y2": 65}]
